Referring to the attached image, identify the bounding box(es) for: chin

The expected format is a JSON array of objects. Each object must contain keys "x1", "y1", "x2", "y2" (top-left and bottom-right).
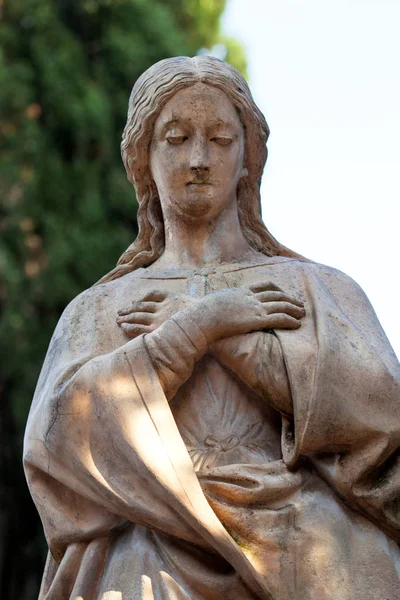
[{"x1": 180, "y1": 195, "x2": 214, "y2": 218}]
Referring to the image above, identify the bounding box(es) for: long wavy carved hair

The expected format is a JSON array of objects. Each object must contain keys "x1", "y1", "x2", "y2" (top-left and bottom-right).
[{"x1": 97, "y1": 56, "x2": 303, "y2": 285}]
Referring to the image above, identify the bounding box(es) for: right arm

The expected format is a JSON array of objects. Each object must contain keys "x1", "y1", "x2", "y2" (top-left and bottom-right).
[
  {"x1": 117, "y1": 284, "x2": 305, "y2": 404},
  {"x1": 23, "y1": 288, "x2": 212, "y2": 557}
]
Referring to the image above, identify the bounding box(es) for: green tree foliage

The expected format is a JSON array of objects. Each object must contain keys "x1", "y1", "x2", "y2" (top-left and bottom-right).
[{"x1": 0, "y1": 0, "x2": 246, "y2": 597}]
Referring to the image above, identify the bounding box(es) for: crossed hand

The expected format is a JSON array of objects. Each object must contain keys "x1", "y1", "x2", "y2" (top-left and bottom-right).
[{"x1": 116, "y1": 281, "x2": 305, "y2": 343}]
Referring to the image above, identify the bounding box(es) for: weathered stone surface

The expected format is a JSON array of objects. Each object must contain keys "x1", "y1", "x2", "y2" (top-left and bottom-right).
[{"x1": 24, "y1": 56, "x2": 400, "y2": 599}]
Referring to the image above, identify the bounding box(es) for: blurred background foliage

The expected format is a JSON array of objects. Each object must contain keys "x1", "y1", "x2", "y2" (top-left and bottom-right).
[{"x1": 0, "y1": 0, "x2": 246, "y2": 597}]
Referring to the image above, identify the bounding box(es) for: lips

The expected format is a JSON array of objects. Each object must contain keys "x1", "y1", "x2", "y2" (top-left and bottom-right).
[{"x1": 186, "y1": 181, "x2": 211, "y2": 186}]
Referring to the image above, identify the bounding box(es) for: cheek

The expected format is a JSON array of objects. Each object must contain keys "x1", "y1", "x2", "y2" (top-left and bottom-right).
[
  {"x1": 216, "y1": 149, "x2": 244, "y2": 179},
  {"x1": 151, "y1": 154, "x2": 187, "y2": 191}
]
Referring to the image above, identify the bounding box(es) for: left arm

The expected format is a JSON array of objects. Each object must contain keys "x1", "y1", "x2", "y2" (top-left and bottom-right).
[
  {"x1": 210, "y1": 332, "x2": 293, "y2": 416},
  {"x1": 116, "y1": 281, "x2": 303, "y2": 413}
]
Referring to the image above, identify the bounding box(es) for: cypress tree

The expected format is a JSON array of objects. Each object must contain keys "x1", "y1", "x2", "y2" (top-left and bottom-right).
[{"x1": 0, "y1": 1, "x2": 246, "y2": 597}]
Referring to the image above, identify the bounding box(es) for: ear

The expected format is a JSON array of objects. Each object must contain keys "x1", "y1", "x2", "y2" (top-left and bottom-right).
[{"x1": 240, "y1": 165, "x2": 248, "y2": 178}]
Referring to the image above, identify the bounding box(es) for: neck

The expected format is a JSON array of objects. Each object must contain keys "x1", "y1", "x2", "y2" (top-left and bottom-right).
[{"x1": 153, "y1": 203, "x2": 258, "y2": 270}]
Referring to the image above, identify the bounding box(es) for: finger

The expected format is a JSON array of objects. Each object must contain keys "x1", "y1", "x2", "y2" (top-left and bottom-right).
[
  {"x1": 255, "y1": 291, "x2": 304, "y2": 307},
  {"x1": 117, "y1": 312, "x2": 153, "y2": 326},
  {"x1": 249, "y1": 281, "x2": 283, "y2": 294},
  {"x1": 263, "y1": 301, "x2": 306, "y2": 319},
  {"x1": 263, "y1": 313, "x2": 302, "y2": 330},
  {"x1": 119, "y1": 323, "x2": 154, "y2": 338},
  {"x1": 117, "y1": 301, "x2": 158, "y2": 316},
  {"x1": 141, "y1": 290, "x2": 168, "y2": 302}
]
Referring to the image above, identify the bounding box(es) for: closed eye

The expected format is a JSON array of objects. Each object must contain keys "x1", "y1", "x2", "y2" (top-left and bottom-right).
[
  {"x1": 166, "y1": 136, "x2": 187, "y2": 145},
  {"x1": 210, "y1": 137, "x2": 233, "y2": 146}
]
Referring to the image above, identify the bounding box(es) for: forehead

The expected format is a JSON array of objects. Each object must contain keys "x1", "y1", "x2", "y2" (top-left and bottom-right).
[{"x1": 154, "y1": 83, "x2": 242, "y2": 129}]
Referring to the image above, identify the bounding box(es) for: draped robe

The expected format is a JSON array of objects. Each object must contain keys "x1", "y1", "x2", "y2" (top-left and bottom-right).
[{"x1": 24, "y1": 258, "x2": 400, "y2": 599}]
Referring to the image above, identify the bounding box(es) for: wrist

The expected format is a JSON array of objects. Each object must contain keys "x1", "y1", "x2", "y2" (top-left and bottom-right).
[{"x1": 183, "y1": 298, "x2": 219, "y2": 344}]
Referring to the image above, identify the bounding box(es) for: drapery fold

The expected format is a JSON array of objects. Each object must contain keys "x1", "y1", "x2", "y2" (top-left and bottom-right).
[
  {"x1": 24, "y1": 260, "x2": 400, "y2": 599},
  {"x1": 276, "y1": 264, "x2": 400, "y2": 542},
  {"x1": 24, "y1": 286, "x2": 270, "y2": 599}
]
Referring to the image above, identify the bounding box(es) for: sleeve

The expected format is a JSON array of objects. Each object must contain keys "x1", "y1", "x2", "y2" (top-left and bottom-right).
[
  {"x1": 24, "y1": 286, "x2": 270, "y2": 600},
  {"x1": 276, "y1": 264, "x2": 400, "y2": 542},
  {"x1": 23, "y1": 287, "x2": 210, "y2": 560},
  {"x1": 210, "y1": 332, "x2": 293, "y2": 415},
  {"x1": 144, "y1": 311, "x2": 208, "y2": 400}
]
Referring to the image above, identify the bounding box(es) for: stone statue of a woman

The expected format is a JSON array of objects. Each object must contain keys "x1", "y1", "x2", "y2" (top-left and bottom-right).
[{"x1": 24, "y1": 56, "x2": 400, "y2": 600}]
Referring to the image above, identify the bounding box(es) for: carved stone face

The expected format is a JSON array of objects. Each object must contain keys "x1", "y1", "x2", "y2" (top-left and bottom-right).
[{"x1": 149, "y1": 82, "x2": 248, "y2": 221}]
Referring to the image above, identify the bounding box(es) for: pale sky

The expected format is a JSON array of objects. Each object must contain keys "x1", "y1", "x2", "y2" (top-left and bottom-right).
[{"x1": 222, "y1": 0, "x2": 400, "y2": 358}]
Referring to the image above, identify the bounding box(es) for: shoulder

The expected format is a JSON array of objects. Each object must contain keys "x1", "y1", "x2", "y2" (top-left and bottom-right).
[
  {"x1": 59, "y1": 283, "x2": 108, "y2": 325},
  {"x1": 292, "y1": 261, "x2": 387, "y2": 341},
  {"x1": 262, "y1": 258, "x2": 374, "y2": 310},
  {"x1": 60, "y1": 270, "x2": 142, "y2": 322},
  {"x1": 50, "y1": 274, "x2": 140, "y2": 358},
  {"x1": 294, "y1": 260, "x2": 368, "y2": 300},
  {"x1": 57, "y1": 270, "x2": 151, "y2": 341},
  {"x1": 250, "y1": 257, "x2": 366, "y2": 297},
  {"x1": 54, "y1": 276, "x2": 126, "y2": 343},
  {"x1": 274, "y1": 257, "x2": 354, "y2": 281}
]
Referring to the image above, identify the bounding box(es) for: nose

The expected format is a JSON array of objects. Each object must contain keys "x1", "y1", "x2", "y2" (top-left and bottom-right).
[
  {"x1": 190, "y1": 165, "x2": 209, "y2": 180},
  {"x1": 190, "y1": 137, "x2": 210, "y2": 175}
]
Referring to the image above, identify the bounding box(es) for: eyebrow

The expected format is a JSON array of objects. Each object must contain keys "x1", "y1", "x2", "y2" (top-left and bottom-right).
[
  {"x1": 159, "y1": 117, "x2": 186, "y2": 132},
  {"x1": 160, "y1": 117, "x2": 238, "y2": 134},
  {"x1": 162, "y1": 119, "x2": 180, "y2": 129}
]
